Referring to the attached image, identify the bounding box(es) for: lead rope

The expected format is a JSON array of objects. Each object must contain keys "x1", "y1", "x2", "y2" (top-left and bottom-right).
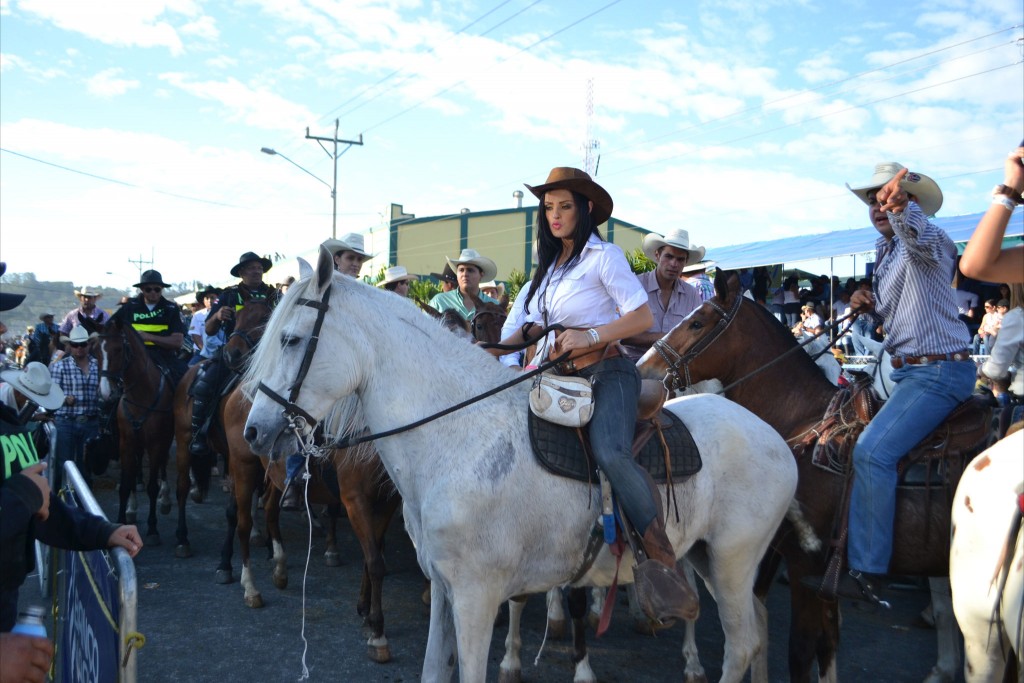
[{"x1": 287, "y1": 413, "x2": 319, "y2": 681}]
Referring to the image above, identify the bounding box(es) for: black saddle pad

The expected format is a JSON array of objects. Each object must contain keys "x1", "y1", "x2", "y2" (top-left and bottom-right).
[{"x1": 528, "y1": 409, "x2": 702, "y2": 484}]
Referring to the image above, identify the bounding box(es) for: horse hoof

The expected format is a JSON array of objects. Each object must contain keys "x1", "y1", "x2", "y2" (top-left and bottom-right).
[
  {"x1": 324, "y1": 551, "x2": 341, "y2": 567},
  {"x1": 631, "y1": 617, "x2": 676, "y2": 635},
  {"x1": 546, "y1": 618, "x2": 567, "y2": 640},
  {"x1": 366, "y1": 644, "x2": 391, "y2": 663},
  {"x1": 174, "y1": 544, "x2": 192, "y2": 559},
  {"x1": 272, "y1": 573, "x2": 288, "y2": 590},
  {"x1": 160, "y1": 502, "x2": 172, "y2": 515},
  {"x1": 497, "y1": 668, "x2": 522, "y2": 683},
  {"x1": 146, "y1": 533, "x2": 162, "y2": 547},
  {"x1": 189, "y1": 486, "x2": 206, "y2": 504},
  {"x1": 215, "y1": 569, "x2": 234, "y2": 585},
  {"x1": 245, "y1": 594, "x2": 264, "y2": 609}
]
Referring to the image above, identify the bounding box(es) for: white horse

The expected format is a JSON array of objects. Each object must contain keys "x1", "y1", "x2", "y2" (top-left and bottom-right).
[
  {"x1": 243, "y1": 250, "x2": 799, "y2": 683},
  {"x1": 950, "y1": 429, "x2": 1024, "y2": 683}
]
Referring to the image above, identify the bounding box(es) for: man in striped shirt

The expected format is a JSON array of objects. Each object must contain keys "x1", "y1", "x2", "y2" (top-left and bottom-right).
[{"x1": 805, "y1": 162, "x2": 975, "y2": 605}]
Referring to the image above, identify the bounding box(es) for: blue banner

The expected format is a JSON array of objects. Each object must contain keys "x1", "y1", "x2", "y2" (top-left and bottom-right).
[{"x1": 60, "y1": 499, "x2": 120, "y2": 682}]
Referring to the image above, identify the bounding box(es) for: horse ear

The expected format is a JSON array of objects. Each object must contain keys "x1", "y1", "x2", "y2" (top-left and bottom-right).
[
  {"x1": 419, "y1": 302, "x2": 442, "y2": 319},
  {"x1": 297, "y1": 257, "x2": 313, "y2": 281},
  {"x1": 315, "y1": 246, "x2": 333, "y2": 294}
]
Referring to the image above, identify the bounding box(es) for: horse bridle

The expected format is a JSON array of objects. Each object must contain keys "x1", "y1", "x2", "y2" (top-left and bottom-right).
[
  {"x1": 96, "y1": 325, "x2": 170, "y2": 430},
  {"x1": 651, "y1": 293, "x2": 743, "y2": 392},
  {"x1": 256, "y1": 287, "x2": 332, "y2": 432},
  {"x1": 470, "y1": 309, "x2": 507, "y2": 344}
]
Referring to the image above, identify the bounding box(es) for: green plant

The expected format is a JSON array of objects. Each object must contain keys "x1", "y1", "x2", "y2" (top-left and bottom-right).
[{"x1": 626, "y1": 248, "x2": 655, "y2": 274}]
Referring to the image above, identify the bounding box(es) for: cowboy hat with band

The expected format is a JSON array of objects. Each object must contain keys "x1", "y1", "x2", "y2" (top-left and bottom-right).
[
  {"x1": 525, "y1": 167, "x2": 614, "y2": 226},
  {"x1": 430, "y1": 264, "x2": 457, "y2": 284},
  {"x1": 377, "y1": 265, "x2": 418, "y2": 288},
  {"x1": 134, "y1": 270, "x2": 172, "y2": 289},
  {"x1": 1, "y1": 362, "x2": 65, "y2": 411},
  {"x1": 74, "y1": 285, "x2": 102, "y2": 299},
  {"x1": 322, "y1": 233, "x2": 375, "y2": 262},
  {"x1": 60, "y1": 326, "x2": 96, "y2": 346},
  {"x1": 230, "y1": 252, "x2": 273, "y2": 278},
  {"x1": 642, "y1": 228, "x2": 706, "y2": 264},
  {"x1": 446, "y1": 249, "x2": 498, "y2": 283},
  {"x1": 846, "y1": 162, "x2": 943, "y2": 217}
]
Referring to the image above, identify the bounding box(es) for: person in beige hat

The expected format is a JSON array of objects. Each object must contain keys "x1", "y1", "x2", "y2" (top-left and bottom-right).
[
  {"x1": 58, "y1": 285, "x2": 110, "y2": 338},
  {"x1": 622, "y1": 229, "x2": 705, "y2": 361},
  {"x1": 487, "y1": 166, "x2": 699, "y2": 625},
  {"x1": 427, "y1": 248, "x2": 499, "y2": 321},
  {"x1": 377, "y1": 265, "x2": 418, "y2": 298},
  {"x1": 322, "y1": 232, "x2": 375, "y2": 278}
]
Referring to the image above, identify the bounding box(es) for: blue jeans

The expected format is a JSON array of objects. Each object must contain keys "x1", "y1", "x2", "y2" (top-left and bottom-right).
[
  {"x1": 847, "y1": 359, "x2": 976, "y2": 574},
  {"x1": 285, "y1": 453, "x2": 304, "y2": 484},
  {"x1": 54, "y1": 416, "x2": 100, "y2": 489},
  {"x1": 850, "y1": 317, "x2": 874, "y2": 355},
  {"x1": 579, "y1": 356, "x2": 657, "y2": 534}
]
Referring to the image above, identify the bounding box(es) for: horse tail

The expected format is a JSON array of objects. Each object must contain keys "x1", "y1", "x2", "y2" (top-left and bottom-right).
[{"x1": 786, "y1": 499, "x2": 823, "y2": 554}]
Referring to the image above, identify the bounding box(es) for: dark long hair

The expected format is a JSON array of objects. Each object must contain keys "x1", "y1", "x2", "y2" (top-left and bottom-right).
[{"x1": 523, "y1": 190, "x2": 603, "y2": 315}]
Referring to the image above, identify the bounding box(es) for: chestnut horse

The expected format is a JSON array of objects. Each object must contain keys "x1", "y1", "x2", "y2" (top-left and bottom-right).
[
  {"x1": 637, "y1": 272, "x2": 986, "y2": 683},
  {"x1": 87, "y1": 315, "x2": 175, "y2": 544}
]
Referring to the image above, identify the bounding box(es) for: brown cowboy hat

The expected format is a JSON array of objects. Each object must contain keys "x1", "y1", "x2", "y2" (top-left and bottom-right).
[{"x1": 524, "y1": 167, "x2": 613, "y2": 226}]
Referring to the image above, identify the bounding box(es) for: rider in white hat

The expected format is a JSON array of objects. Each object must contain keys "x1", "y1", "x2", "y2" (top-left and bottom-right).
[
  {"x1": 322, "y1": 233, "x2": 375, "y2": 278},
  {"x1": 622, "y1": 229, "x2": 706, "y2": 361},
  {"x1": 59, "y1": 285, "x2": 110, "y2": 337},
  {"x1": 427, "y1": 248, "x2": 499, "y2": 321}
]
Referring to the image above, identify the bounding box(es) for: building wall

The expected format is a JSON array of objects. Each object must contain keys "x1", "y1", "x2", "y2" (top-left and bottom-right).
[{"x1": 389, "y1": 204, "x2": 650, "y2": 282}]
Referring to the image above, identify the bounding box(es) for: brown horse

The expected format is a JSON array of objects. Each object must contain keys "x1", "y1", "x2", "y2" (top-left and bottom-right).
[
  {"x1": 637, "y1": 272, "x2": 988, "y2": 683},
  {"x1": 88, "y1": 315, "x2": 176, "y2": 544},
  {"x1": 203, "y1": 296, "x2": 403, "y2": 663},
  {"x1": 171, "y1": 298, "x2": 275, "y2": 558},
  {"x1": 419, "y1": 299, "x2": 508, "y2": 344}
]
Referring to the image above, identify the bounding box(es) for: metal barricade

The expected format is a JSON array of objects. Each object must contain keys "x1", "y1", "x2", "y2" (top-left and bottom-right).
[{"x1": 52, "y1": 460, "x2": 141, "y2": 683}]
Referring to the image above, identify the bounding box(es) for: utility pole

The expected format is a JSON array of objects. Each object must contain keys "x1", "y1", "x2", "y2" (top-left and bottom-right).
[
  {"x1": 306, "y1": 119, "x2": 364, "y2": 239},
  {"x1": 127, "y1": 252, "x2": 153, "y2": 283}
]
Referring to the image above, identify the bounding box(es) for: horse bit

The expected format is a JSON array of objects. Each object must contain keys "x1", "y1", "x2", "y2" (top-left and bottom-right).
[{"x1": 651, "y1": 293, "x2": 743, "y2": 393}]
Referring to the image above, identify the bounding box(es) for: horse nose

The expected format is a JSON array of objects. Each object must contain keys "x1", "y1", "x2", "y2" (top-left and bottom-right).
[{"x1": 244, "y1": 425, "x2": 259, "y2": 445}]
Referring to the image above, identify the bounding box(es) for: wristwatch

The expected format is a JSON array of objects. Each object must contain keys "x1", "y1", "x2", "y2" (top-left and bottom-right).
[{"x1": 993, "y1": 184, "x2": 1024, "y2": 205}]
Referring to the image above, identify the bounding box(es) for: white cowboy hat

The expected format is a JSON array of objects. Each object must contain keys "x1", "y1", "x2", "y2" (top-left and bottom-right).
[
  {"x1": 377, "y1": 265, "x2": 418, "y2": 287},
  {"x1": 322, "y1": 232, "x2": 375, "y2": 261},
  {"x1": 74, "y1": 285, "x2": 102, "y2": 298},
  {"x1": 0, "y1": 361, "x2": 66, "y2": 411},
  {"x1": 447, "y1": 249, "x2": 497, "y2": 282},
  {"x1": 60, "y1": 325, "x2": 95, "y2": 345},
  {"x1": 846, "y1": 162, "x2": 943, "y2": 217},
  {"x1": 681, "y1": 259, "x2": 716, "y2": 274},
  {"x1": 642, "y1": 228, "x2": 706, "y2": 264},
  {"x1": 480, "y1": 280, "x2": 505, "y2": 297}
]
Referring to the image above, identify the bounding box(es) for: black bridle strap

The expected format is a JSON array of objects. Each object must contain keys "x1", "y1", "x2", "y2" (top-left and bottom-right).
[
  {"x1": 257, "y1": 380, "x2": 319, "y2": 426},
  {"x1": 288, "y1": 289, "x2": 332, "y2": 403}
]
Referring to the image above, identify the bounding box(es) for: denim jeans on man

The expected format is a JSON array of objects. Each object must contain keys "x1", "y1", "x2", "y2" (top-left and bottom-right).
[
  {"x1": 55, "y1": 416, "x2": 100, "y2": 488},
  {"x1": 847, "y1": 359, "x2": 976, "y2": 574},
  {"x1": 850, "y1": 316, "x2": 875, "y2": 356},
  {"x1": 578, "y1": 356, "x2": 657, "y2": 533}
]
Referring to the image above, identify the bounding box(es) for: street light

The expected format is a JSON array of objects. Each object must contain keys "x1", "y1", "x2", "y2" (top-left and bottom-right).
[
  {"x1": 261, "y1": 119, "x2": 363, "y2": 240},
  {"x1": 260, "y1": 147, "x2": 336, "y2": 235}
]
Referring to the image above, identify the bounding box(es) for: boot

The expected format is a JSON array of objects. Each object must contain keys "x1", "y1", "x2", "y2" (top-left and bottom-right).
[
  {"x1": 633, "y1": 515, "x2": 700, "y2": 623},
  {"x1": 189, "y1": 395, "x2": 214, "y2": 461},
  {"x1": 280, "y1": 480, "x2": 305, "y2": 512}
]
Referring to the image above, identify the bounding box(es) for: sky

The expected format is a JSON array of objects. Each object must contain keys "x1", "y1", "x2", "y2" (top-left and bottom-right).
[{"x1": 1, "y1": 0, "x2": 1022, "y2": 291}]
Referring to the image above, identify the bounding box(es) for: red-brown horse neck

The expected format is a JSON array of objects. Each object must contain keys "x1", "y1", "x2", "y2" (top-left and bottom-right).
[{"x1": 640, "y1": 274, "x2": 837, "y2": 441}]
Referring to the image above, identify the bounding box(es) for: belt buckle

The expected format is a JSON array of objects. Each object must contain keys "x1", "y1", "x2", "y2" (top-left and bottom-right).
[{"x1": 918, "y1": 356, "x2": 929, "y2": 364}]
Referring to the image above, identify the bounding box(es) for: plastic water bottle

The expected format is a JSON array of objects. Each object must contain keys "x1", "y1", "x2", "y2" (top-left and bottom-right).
[{"x1": 11, "y1": 605, "x2": 47, "y2": 638}]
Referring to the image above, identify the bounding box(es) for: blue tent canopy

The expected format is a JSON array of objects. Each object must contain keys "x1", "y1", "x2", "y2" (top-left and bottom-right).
[{"x1": 711, "y1": 211, "x2": 1024, "y2": 271}]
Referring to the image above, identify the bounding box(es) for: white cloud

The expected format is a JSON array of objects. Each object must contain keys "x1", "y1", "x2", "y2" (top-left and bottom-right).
[
  {"x1": 86, "y1": 68, "x2": 140, "y2": 97},
  {"x1": 14, "y1": 0, "x2": 215, "y2": 55},
  {"x1": 205, "y1": 54, "x2": 238, "y2": 69},
  {"x1": 158, "y1": 73, "x2": 319, "y2": 132},
  {"x1": 796, "y1": 54, "x2": 848, "y2": 84},
  {"x1": 0, "y1": 52, "x2": 65, "y2": 80}
]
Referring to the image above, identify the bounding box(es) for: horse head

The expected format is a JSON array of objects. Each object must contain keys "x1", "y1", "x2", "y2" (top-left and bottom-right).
[
  {"x1": 223, "y1": 297, "x2": 273, "y2": 371},
  {"x1": 469, "y1": 300, "x2": 507, "y2": 345},
  {"x1": 419, "y1": 301, "x2": 473, "y2": 341},
  {"x1": 93, "y1": 315, "x2": 132, "y2": 401}
]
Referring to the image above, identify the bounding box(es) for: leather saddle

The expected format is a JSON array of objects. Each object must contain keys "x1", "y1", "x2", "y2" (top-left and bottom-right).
[
  {"x1": 805, "y1": 373, "x2": 993, "y2": 488},
  {"x1": 528, "y1": 380, "x2": 702, "y2": 485}
]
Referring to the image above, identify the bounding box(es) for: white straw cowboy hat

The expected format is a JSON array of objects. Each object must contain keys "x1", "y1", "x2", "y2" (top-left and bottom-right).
[
  {"x1": 74, "y1": 285, "x2": 102, "y2": 298},
  {"x1": 60, "y1": 325, "x2": 95, "y2": 345},
  {"x1": 846, "y1": 162, "x2": 943, "y2": 217},
  {"x1": 446, "y1": 249, "x2": 498, "y2": 283},
  {"x1": 681, "y1": 259, "x2": 716, "y2": 274},
  {"x1": 642, "y1": 228, "x2": 706, "y2": 264},
  {"x1": 525, "y1": 167, "x2": 614, "y2": 226},
  {"x1": 1, "y1": 361, "x2": 66, "y2": 411},
  {"x1": 322, "y1": 232, "x2": 375, "y2": 262},
  {"x1": 377, "y1": 265, "x2": 418, "y2": 287}
]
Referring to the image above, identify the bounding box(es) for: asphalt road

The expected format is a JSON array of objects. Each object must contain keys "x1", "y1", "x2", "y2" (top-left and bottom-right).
[{"x1": 24, "y1": 459, "x2": 963, "y2": 682}]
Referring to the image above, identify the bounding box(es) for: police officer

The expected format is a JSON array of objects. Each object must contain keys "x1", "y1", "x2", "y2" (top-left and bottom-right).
[
  {"x1": 111, "y1": 270, "x2": 187, "y2": 385},
  {"x1": 189, "y1": 252, "x2": 275, "y2": 461}
]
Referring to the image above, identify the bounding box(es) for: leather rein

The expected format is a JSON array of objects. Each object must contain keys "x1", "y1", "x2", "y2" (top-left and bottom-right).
[{"x1": 255, "y1": 284, "x2": 570, "y2": 451}]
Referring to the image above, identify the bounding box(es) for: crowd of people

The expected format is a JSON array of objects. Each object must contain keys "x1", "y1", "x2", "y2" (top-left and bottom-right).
[{"x1": 0, "y1": 144, "x2": 1021, "y2": 681}]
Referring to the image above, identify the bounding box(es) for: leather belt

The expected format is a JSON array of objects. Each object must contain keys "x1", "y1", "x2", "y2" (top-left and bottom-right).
[
  {"x1": 557, "y1": 343, "x2": 621, "y2": 375},
  {"x1": 890, "y1": 349, "x2": 971, "y2": 369}
]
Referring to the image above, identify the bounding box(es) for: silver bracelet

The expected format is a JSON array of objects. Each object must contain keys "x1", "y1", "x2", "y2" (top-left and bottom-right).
[
  {"x1": 587, "y1": 328, "x2": 600, "y2": 346},
  {"x1": 992, "y1": 195, "x2": 1016, "y2": 212}
]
